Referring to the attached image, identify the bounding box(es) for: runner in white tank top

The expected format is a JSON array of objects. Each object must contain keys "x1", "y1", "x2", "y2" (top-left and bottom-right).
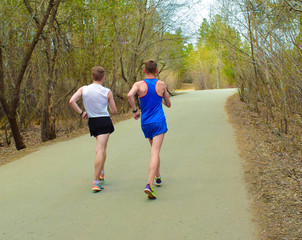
[{"x1": 69, "y1": 66, "x2": 117, "y2": 192}]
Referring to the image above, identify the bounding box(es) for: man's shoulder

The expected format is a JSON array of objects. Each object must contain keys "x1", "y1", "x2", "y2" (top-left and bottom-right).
[
  {"x1": 79, "y1": 85, "x2": 87, "y2": 92},
  {"x1": 156, "y1": 80, "x2": 166, "y2": 88},
  {"x1": 157, "y1": 80, "x2": 165, "y2": 84},
  {"x1": 96, "y1": 83, "x2": 110, "y2": 91},
  {"x1": 135, "y1": 80, "x2": 147, "y2": 87}
]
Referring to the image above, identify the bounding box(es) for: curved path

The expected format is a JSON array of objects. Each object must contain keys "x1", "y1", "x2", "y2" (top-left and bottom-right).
[{"x1": 0, "y1": 89, "x2": 257, "y2": 239}]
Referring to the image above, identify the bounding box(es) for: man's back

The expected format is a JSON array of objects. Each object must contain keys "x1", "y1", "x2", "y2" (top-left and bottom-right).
[
  {"x1": 82, "y1": 83, "x2": 109, "y2": 118},
  {"x1": 136, "y1": 79, "x2": 166, "y2": 98},
  {"x1": 139, "y1": 78, "x2": 165, "y2": 124}
]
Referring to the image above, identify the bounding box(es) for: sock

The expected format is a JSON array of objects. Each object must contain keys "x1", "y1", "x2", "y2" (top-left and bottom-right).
[{"x1": 93, "y1": 180, "x2": 100, "y2": 184}]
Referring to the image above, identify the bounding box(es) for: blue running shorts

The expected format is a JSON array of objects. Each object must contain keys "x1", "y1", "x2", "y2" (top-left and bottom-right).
[{"x1": 141, "y1": 120, "x2": 168, "y2": 140}]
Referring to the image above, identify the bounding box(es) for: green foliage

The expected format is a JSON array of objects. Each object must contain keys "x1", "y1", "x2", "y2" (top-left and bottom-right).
[
  {"x1": 185, "y1": 15, "x2": 242, "y2": 89},
  {"x1": 0, "y1": 0, "x2": 189, "y2": 147}
]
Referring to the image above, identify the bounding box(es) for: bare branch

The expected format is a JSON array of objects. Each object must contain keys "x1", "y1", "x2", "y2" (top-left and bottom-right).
[
  {"x1": 23, "y1": 0, "x2": 40, "y2": 27},
  {"x1": 13, "y1": 0, "x2": 55, "y2": 110},
  {"x1": 284, "y1": 0, "x2": 302, "y2": 12}
]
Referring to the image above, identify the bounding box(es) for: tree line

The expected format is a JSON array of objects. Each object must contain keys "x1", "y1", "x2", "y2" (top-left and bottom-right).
[
  {"x1": 0, "y1": 0, "x2": 187, "y2": 150},
  {"x1": 186, "y1": 0, "x2": 301, "y2": 140},
  {"x1": 1, "y1": 0, "x2": 301, "y2": 151}
]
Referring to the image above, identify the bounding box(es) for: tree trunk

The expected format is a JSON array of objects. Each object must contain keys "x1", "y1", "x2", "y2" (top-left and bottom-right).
[
  {"x1": 41, "y1": 35, "x2": 56, "y2": 142},
  {"x1": 0, "y1": 92, "x2": 26, "y2": 149},
  {"x1": 41, "y1": 82, "x2": 56, "y2": 142},
  {"x1": 7, "y1": 115, "x2": 26, "y2": 150},
  {"x1": 39, "y1": 0, "x2": 60, "y2": 142},
  {"x1": 217, "y1": 58, "x2": 221, "y2": 89},
  {"x1": 0, "y1": 41, "x2": 26, "y2": 150}
]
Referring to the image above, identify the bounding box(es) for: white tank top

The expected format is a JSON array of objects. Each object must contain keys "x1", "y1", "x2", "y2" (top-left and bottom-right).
[{"x1": 82, "y1": 83, "x2": 110, "y2": 118}]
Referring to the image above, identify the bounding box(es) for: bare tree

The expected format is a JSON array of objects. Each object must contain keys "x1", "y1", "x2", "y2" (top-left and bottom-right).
[{"x1": 0, "y1": 0, "x2": 56, "y2": 150}]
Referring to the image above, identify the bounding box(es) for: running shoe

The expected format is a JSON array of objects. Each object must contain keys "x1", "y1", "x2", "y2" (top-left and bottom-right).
[
  {"x1": 92, "y1": 182, "x2": 103, "y2": 192},
  {"x1": 99, "y1": 170, "x2": 105, "y2": 181},
  {"x1": 154, "y1": 176, "x2": 162, "y2": 186},
  {"x1": 144, "y1": 184, "x2": 157, "y2": 199}
]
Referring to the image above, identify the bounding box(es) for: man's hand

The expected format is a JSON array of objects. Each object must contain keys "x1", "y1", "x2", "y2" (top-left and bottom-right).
[
  {"x1": 82, "y1": 111, "x2": 88, "y2": 119},
  {"x1": 134, "y1": 111, "x2": 140, "y2": 120}
]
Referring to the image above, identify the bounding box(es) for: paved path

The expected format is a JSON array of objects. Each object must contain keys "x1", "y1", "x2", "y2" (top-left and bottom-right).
[{"x1": 0, "y1": 89, "x2": 257, "y2": 240}]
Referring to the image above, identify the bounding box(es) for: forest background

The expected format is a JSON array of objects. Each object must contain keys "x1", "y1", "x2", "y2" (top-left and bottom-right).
[{"x1": 0, "y1": 0, "x2": 301, "y2": 154}]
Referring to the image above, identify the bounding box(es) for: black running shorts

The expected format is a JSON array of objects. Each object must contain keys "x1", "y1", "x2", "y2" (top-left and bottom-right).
[{"x1": 88, "y1": 117, "x2": 114, "y2": 137}]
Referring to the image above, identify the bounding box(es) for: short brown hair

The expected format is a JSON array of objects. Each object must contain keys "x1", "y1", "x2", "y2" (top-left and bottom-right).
[
  {"x1": 91, "y1": 66, "x2": 105, "y2": 81},
  {"x1": 144, "y1": 59, "x2": 157, "y2": 74}
]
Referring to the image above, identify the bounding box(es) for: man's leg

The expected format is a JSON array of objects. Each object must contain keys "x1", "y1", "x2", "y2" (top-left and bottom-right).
[
  {"x1": 94, "y1": 133, "x2": 110, "y2": 181},
  {"x1": 148, "y1": 139, "x2": 161, "y2": 179},
  {"x1": 148, "y1": 133, "x2": 165, "y2": 186}
]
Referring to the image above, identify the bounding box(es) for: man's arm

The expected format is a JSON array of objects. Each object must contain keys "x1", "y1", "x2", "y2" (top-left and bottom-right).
[
  {"x1": 107, "y1": 90, "x2": 118, "y2": 115},
  {"x1": 127, "y1": 83, "x2": 141, "y2": 120},
  {"x1": 162, "y1": 85, "x2": 171, "y2": 108},
  {"x1": 69, "y1": 87, "x2": 87, "y2": 118}
]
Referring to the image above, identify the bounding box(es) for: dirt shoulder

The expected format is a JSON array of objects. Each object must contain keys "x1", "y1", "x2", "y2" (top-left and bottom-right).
[
  {"x1": 225, "y1": 93, "x2": 302, "y2": 240},
  {"x1": 0, "y1": 112, "x2": 132, "y2": 166}
]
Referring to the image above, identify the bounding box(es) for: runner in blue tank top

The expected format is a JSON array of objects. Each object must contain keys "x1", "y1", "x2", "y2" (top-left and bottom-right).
[{"x1": 128, "y1": 60, "x2": 171, "y2": 199}]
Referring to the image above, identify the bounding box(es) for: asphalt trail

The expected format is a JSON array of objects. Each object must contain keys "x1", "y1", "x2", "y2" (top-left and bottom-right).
[{"x1": 0, "y1": 89, "x2": 257, "y2": 240}]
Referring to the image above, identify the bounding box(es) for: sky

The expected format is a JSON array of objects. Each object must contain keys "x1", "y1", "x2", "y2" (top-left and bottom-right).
[{"x1": 173, "y1": 0, "x2": 216, "y2": 44}]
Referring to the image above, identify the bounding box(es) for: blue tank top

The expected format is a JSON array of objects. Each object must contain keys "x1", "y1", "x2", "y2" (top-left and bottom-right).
[{"x1": 139, "y1": 78, "x2": 166, "y2": 124}]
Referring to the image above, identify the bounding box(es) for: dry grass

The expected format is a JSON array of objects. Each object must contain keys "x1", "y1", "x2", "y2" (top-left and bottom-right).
[{"x1": 226, "y1": 93, "x2": 302, "y2": 240}]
